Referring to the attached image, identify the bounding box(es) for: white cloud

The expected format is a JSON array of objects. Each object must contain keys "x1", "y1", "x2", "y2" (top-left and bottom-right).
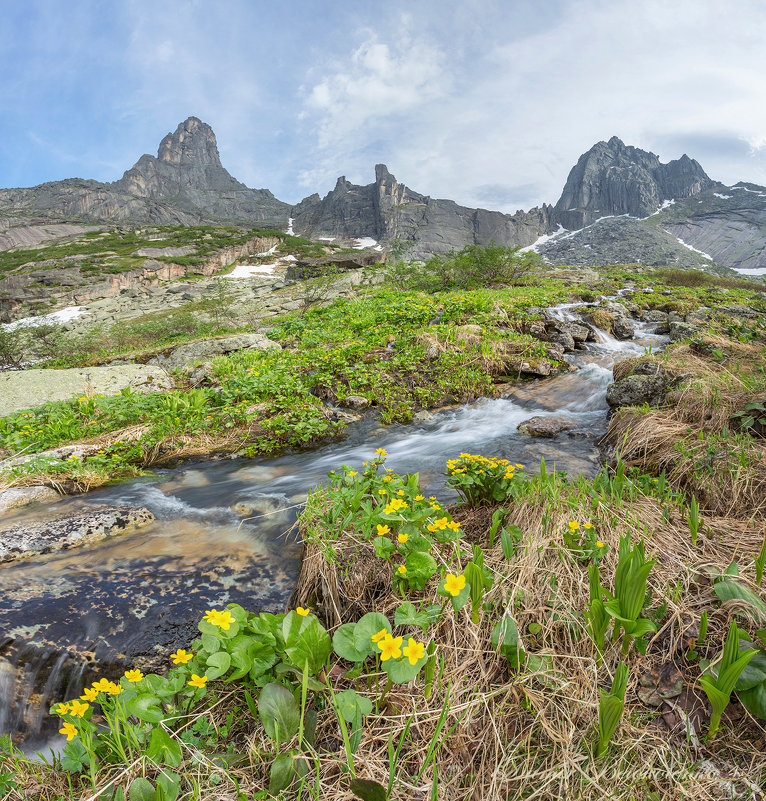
[{"x1": 297, "y1": 0, "x2": 766, "y2": 211}]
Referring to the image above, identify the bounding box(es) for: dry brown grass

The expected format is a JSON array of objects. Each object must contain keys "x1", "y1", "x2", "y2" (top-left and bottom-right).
[
  {"x1": 285, "y1": 487, "x2": 766, "y2": 801},
  {"x1": 606, "y1": 341, "x2": 766, "y2": 519}
]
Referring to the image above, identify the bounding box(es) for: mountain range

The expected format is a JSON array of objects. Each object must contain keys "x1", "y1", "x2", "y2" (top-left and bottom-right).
[{"x1": 2, "y1": 117, "x2": 765, "y2": 273}]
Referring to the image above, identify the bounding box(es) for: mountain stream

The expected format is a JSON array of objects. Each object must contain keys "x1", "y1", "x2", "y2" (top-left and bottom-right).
[{"x1": 0, "y1": 303, "x2": 664, "y2": 749}]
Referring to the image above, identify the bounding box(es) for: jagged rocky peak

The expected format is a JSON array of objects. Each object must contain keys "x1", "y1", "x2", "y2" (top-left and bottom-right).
[
  {"x1": 554, "y1": 135, "x2": 712, "y2": 230},
  {"x1": 156, "y1": 116, "x2": 222, "y2": 167},
  {"x1": 113, "y1": 116, "x2": 247, "y2": 200}
]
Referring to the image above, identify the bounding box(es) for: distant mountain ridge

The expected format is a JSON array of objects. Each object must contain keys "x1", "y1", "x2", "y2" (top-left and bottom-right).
[{"x1": 2, "y1": 117, "x2": 766, "y2": 273}]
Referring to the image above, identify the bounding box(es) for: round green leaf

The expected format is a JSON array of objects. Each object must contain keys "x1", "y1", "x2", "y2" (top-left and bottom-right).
[
  {"x1": 333, "y1": 622, "x2": 369, "y2": 662},
  {"x1": 353, "y1": 612, "x2": 391, "y2": 653},
  {"x1": 205, "y1": 651, "x2": 231, "y2": 680}
]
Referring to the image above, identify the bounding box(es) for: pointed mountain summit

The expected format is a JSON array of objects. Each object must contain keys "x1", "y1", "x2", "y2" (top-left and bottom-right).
[
  {"x1": 553, "y1": 136, "x2": 711, "y2": 229},
  {"x1": 111, "y1": 117, "x2": 288, "y2": 221},
  {"x1": 114, "y1": 117, "x2": 246, "y2": 199}
]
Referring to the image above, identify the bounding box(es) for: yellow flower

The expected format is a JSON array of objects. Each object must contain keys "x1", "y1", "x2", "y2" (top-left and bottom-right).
[
  {"x1": 447, "y1": 520, "x2": 460, "y2": 531},
  {"x1": 371, "y1": 628, "x2": 388, "y2": 643},
  {"x1": 596, "y1": 540, "x2": 605, "y2": 548},
  {"x1": 378, "y1": 635, "x2": 403, "y2": 661},
  {"x1": 402, "y1": 638, "x2": 426, "y2": 665},
  {"x1": 377, "y1": 489, "x2": 387, "y2": 495},
  {"x1": 382, "y1": 476, "x2": 392, "y2": 483},
  {"x1": 59, "y1": 721, "x2": 77, "y2": 741},
  {"x1": 124, "y1": 669, "x2": 144, "y2": 683},
  {"x1": 375, "y1": 448, "x2": 388, "y2": 455},
  {"x1": 55, "y1": 702, "x2": 70, "y2": 716},
  {"x1": 188, "y1": 674, "x2": 208, "y2": 688},
  {"x1": 377, "y1": 524, "x2": 391, "y2": 536},
  {"x1": 443, "y1": 573, "x2": 466, "y2": 597},
  {"x1": 80, "y1": 687, "x2": 99, "y2": 702},
  {"x1": 106, "y1": 682, "x2": 123, "y2": 696},
  {"x1": 397, "y1": 565, "x2": 407, "y2": 575},
  {"x1": 171, "y1": 649, "x2": 193, "y2": 665},
  {"x1": 397, "y1": 489, "x2": 405, "y2": 496},
  {"x1": 515, "y1": 464, "x2": 524, "y2": 469},
  {"x1": 347, "y1": 470, "x2": 358, "y2": 478},
  {"x1": 414, "y1": 495, "x2": 424, "y2": 501},
  {"x1": 296, "y1": 607, "x2": 310, "y2": 617},
  {"x1": 68, "y1": 700, "x2": 89, "y2": 718},
  {"x1": 397, "y1": 532, "x2": 408, "y2": 544},
  {"x1": 204, "y1": 608, "x2": 235, "y2": 631},
  {"x1": 92, "y1": 678, "x2": 113, "y2": 694},
  {"x1": 568, "y1": 521, "x2": 579, "y2": 532}
]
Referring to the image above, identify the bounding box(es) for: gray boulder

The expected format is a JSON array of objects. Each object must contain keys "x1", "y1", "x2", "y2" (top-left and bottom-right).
[
  {"x1": 340, "y1": 395, "x2": 370, "y2": 410},
  {"x1": 0, "y1": 365, "x2": 174, "y2": 416},
  {"x1": 612, "y1": 316, "x2": 636, "y2": 340},
  {"x1": 668, "y1": 321, "x2": 699, "y2": 342},
  {"x1": 0, "y1": 506, "x2": 154, "y2": 564},
  {"x1": 0, "y1": 486, "x2": 61, "y2": 513},
  {"x1": 550, "y1": 331, "x2": 576, "y2": 353},
  {"x1": 149, "y1": 333, "x2": 279, "y2": 372},
  {"x1": 517, "y1": 416, "x2": 573, "y2": 438}
]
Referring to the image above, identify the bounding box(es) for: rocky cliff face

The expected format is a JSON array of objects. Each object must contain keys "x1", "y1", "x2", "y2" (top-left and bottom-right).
[
  {"x1": 292, "y1": 164, "x2": 553, "y2": 259},
  {"x1": 0, "y1": 118, "x2": 290, "y2": 228},
  {"x1": 3, "y1": 120, "x2": 766, "y2": 272},
  {"x1": 553, "y1": 136, "x2": 712, "y2": 230}
]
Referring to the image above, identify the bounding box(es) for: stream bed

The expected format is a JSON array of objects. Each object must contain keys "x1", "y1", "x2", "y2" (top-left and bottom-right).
[{"x1": 0, "y1": 305, "x2": 664, "y2": 747}]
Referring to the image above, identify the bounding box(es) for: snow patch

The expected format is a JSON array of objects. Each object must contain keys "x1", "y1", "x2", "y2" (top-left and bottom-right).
[
  {"x1": 518, "y1": 224, "x2": 567, "y2": 253},
  {"x1": 649, "y1": 199, "x2": 675, "y2": 217},
  {"x1": 353, "y1": 237, "x2": 378, "y2": 249},
  {"x1": 2, "y1": 306, "x2": 85, "y2": 332},
  {"x1": 318, "y1": 236, "x2": 336, "y2": 242},
  {"x1": 227, "y1": 262, "x2": 278, "y2": 278},
  {"x1": 733, "y1": 266, "x2": 766, "y2": 276},
  {"x1": 671, "y1": 235, "x2": 713, "y2": 260},
  {"x1": 285, "y1": 217, "x2": 295, "y2": 236},
  {"x1": 713, "y1": 193, "x2": 732, "y2": 200}
]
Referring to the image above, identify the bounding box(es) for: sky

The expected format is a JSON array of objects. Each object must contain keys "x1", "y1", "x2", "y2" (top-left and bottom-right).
[{"x1": 2, "y1": 0, "x2": 766, "y2": 213}]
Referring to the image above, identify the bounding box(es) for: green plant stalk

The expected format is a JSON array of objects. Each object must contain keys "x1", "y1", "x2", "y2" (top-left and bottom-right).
[
  {"x1": 298, "y1": 658, "x2": 309, "y2": 748},
  {"x1": 324, "y1": 677, "x2": 356, "y2": 778},
  {"x1": 596, "y1": 662, "x2": 629, "y2": 759},
  {"x1": 387, "y1": 713, "x2": 414, "y2": 799},
  {"x1": 464, "y1": 561, "x2": 484, "y2": 624},
  {"x1": 423, "y1": 640, "x2": 438, "y2": 700},
  {"x1": 755, "y1": 531, "x2": 766, "y2": 587},
  {"x1": 698, "y1": 610, "x2": 709, "y2": 646},
  {"x1": 699, "y1": 621, "x2": 758, "y2": 740},
  {"x1": 689, "y1": 496, "x2": 700, "y2": 547}
]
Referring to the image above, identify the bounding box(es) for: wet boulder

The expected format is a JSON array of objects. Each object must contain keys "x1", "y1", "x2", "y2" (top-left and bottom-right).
[
  {"x1": 641, "y1": 309, "x2": 668, "y2": 323},
  {"x1": 0, "y1": 506, "x2": 155, "y2": 564},
  {"x1": 612, "y1": 316, "x2": 635, "y2": 340},
  {"x1": 517, "y1": 416, "x2": 573, "y2": 438},
  {"x1": 558, "y1": 321, "x2": 590, "y2": 343},
  {"x1": 606, "y1": 374, "x2": 668, "y2": 408},
  {"x1": 550, "y1": 330, "x2": 576, "y2": 353}
]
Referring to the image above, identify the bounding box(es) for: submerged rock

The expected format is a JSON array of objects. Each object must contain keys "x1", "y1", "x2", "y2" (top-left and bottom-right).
[
  {"x1": 0, "y1": 506, "x2": 155, "y2": 564},
  {"x1": 517, "y1": 416, "x2": 574, "y2": 438}
]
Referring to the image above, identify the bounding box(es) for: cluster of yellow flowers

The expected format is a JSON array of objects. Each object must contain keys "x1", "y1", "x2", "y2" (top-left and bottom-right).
[
  {"x1": 568, "y1": 520, "x2": 604, "y2": 549},
  {"x1": 203, "y1": 608, "x2": 234, "y2": 631},
  {"x1": 446, "y1": 453, "x2": 524, "y2": 480},
  {"x1": 371, "y1": 629, "x2": 426, "y2": 664}
]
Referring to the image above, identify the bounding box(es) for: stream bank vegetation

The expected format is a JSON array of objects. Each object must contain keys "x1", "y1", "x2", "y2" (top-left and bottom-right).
[
  {"x1": 2, "y1": 250, "x2": 766, "y2": 797},
  {"x1": 2, "y1": 248, "x2": 766, "y2": 494},
  {"x1": 2, "y1": 446, "x2": 765, "y2": 800}
]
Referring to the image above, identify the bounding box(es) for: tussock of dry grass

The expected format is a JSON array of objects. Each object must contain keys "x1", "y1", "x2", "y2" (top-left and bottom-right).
[
  {"x1": 607, "y1": 340, "x2": 766, "y2": 518},
  {"x1": 288, "y1": 488, "x2": 766, "y2": 801}
]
